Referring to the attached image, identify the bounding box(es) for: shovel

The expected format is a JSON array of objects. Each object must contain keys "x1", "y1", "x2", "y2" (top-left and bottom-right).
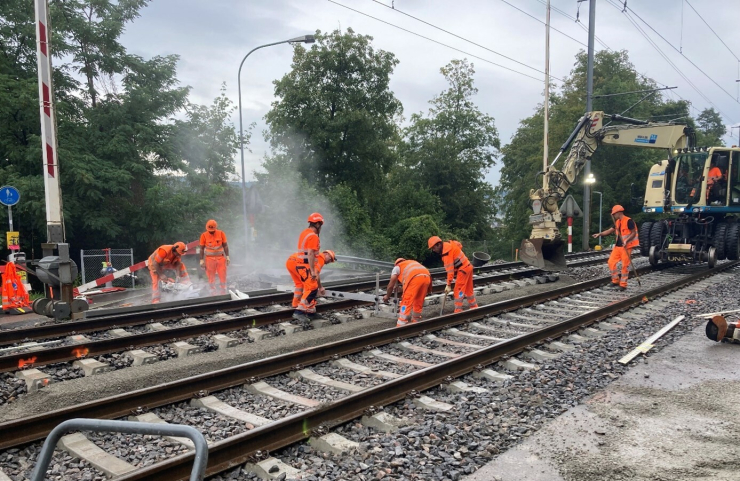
[{"x1": 628, "y1": 255, "x2": 641, "y2": 287}]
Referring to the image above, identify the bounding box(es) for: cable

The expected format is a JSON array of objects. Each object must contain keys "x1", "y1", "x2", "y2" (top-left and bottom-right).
[
  {"x1": 327, "y1": 0, "x2": 555, "y2": 83},
  {"x1": 367, "y1": 0, "x2": 562, "y2": 80},
  {"x1": 684, "y1": 0, "x2": 740, "y2": 62},
  {"x1": 533, "y1": 0, "x2": 611, "y2": 50},
  {"x1": 497, "y1": 0, "x2": 588, "y2": 48}
]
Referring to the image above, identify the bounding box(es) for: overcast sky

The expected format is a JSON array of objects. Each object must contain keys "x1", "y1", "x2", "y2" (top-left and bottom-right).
[{"x1": 120, "y1": 0, "x2": 740, "y2": 186}]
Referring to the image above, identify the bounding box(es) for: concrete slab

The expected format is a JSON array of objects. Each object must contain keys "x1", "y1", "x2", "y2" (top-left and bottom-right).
[
  {"x1": 66, "y1": 334, "x2": 92, "y2": 343},
  {"x1": 126, "y1": 349, "x2": 158, "y2": 366},
  {"x1": 473, "y1": 369, "x2": 513, "y2": 383},
  {"x1": 15, "y1": 368, "x2": 51, "y2": 393},
  {"x1": 309, "y1": 432, "x2": 360, "y2": 455},
  {"x1": 211, "y1": 334, "x2": 238, "y2": 350},
  {"x1": 311, "y1": 319, "x2": 332, "y2": 329},
  {"x1": 73, "y1": 358, "x2": 113, "y2": 376},
  {"x1": 334, "y1": 313, "x2": 352, "y2": 324},
  {"x1": 500, "y1": 358, "x2": 537, "y2": 371},
  {"x1": 289, "y1": 368, "x2": 364, "y2": 393},
  {"x1": 247, "y1": 328, "x2": 270, "y2": 341},
  {"x1": 444, "y1": 328, "x2": 504, "y2": 342},
  {"x1": 364, "y1": 349, "x2": 432, "y2": 368},
  {"x1": 361, "y1": 412, "x2": 409, "y2": 432},
  {"x1": 332, "y1": 358, "x2": 400, "y2": 379},
  {"x1": 245, "y1": 380, "x2": 320, "y2": 407},
  {"x1": 128, "y1": 412, "x2": 196, "y2": 449},
  {"x1": 171, "y1": 341, "x2": 201, "y2": 358},
  {"x1": 566, "y1": 333, "x2": 589, "y2": 343},
  {"x1": 579, "y1": 327, "x2": 608, "y2": 338},
  {"x1": 424, "y1": 334, "x2": 480, "y2": 349},
  {"x1": 146, "y1": 322, "x2": 168, "y2": 332},
  {"x1": 214, "y1": 312, "x2": 234, "y2": 320},
  {"x1": 394, "y1": 341, "x2": 459, "y2": 359},
  {"x1": 59, "y1": 432, "x2": 136, "y2": 478},
  {"x1": 523, "y1": 348, "x2": 560, "y2": 361},
  {"x1": 356, "y1": 308, "x2": 373, "y2": 319},
  {"x1": 190, "y1": 395, "x2": 270, "y2": 427},
  {"x1": 181, "y1": 317, "x2": 204, "y2": 326},
  {"x1": 443, "y1": 381, "x2": 489, "y2": 394},
  {"x1": 244, "y1": 457, "x2": 301, "y2": 480},
  {"x1": 413, "y1": 395, "x2": 454, "y2": 412},
  {"x1": 546, "y1": 341, "x2": 576, "y2": 352},
  {"x1": 107, "y1": 328, "x2": 132, "y2": 338},
  {"x1": 0, "y1": 468, "x2": 12, "y2": 481}
]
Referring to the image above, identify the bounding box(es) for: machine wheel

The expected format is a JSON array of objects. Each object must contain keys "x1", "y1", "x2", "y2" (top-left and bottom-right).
[
  {"x1": 650, "y1": 221, "x2": 667, "y2": 251},
  {"x1": 714, "y1": 223, "x2": 728, "y2": 260},
  {"x1": 707, "y1": 247, "x2": 717, "y2": 268},
  {"x1": 727, "y1": 224, "x2": 740, "y2": 261},
  {"x1": 639, "y1": 221, "x2": 654, "y2": 256},
  {"x1": 649, "y1": 245, "x2": 660, "y2": 266}
]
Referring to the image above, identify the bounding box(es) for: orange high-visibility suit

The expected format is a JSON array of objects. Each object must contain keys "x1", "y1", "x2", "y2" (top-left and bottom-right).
[
  {"x1": 707, "y1": 165, "x2": 723, "y2": 201},
  {"x1": 288, "y1": 228, "x2": 321, "y2": 314},
  {"x1": 148, "y1": 245, "x2": 189, "y2": 303},
  {"x1": 200, "y1": 229, "x2": 228, "y2": 295},
  {"x1": 608, "y1": 216, "x2": 639, "y2": 288},
  {"x1": 441, "y1": 241, "x2": 478, "y2": 313},
  {"x1": 393, "y1": 260, "x2": 431, "y2": 327},
  {"x1": 2, "y1": 262, "x2": 30, "y2": 313}
]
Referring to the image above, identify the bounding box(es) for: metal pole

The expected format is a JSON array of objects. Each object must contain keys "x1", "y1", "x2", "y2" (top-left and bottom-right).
[
  {"x1": 542, "y1": 0, "x2": 551, "y2": 172},
  {"x1": 594, "y1": 191, "x2": 603, "y2": 246},
  {"x1": 582, "y1": 0, "x2": 596, "y2": 251},
  {"x1": 7, "y1": 205, "x2": 12, "y2": 233}
]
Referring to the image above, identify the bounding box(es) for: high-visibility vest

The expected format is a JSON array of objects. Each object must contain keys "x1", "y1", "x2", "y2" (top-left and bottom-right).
[
  {"x1": 149, "y1": 245, "x2": 180, "y2": 267},
  {"x1": 200, "y1": 230, "x2": 227, "y2": 257},
  {"x1": 616, "y1": 216, "x2": 639, "y2": 249},
  {"x1": 297, "y1": 228, "x2": 320, "y2": 264},
  {"x1": 2, "y1": 262, "x2": 30, "y2": 310},
  {"x1": 441, "y1": 241, "x2": 471, "y2": 282},
  {"x1": 397, "y1": 260, "x2": 430, "y2": 291}
]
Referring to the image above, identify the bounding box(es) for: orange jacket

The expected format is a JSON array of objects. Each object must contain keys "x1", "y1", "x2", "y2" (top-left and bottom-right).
[
  {"x1": 396, "y1": 260, "x2": 430, "y2": 292},
  {"x1": 2, "y1": 262, "x2": 29, "y2": 310},
  {"x1": 200, "y1": 230, "x2": 228, "y2": 257},
  {"x1": 441, "y1": 240, "x2": 471, "y2": 283},
  {"x1": 148, "y1": 245, "x2": 189, "y2": 278},
  {"x1": 297, "y1": 228, "x2": 320, "y2": 264},
  {"x1": 615, "y1": 216, "x2": 639, "y2": 249},
  {"x1": 288, "y1": 252, "x2": 328, "y2": 275}
]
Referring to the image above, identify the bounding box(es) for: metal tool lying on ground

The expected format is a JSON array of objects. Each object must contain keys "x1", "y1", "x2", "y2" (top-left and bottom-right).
[
  {"x1": 705, "y1": 315, "x2": 740, "y2": 343},
  {"x1": 159, "y1": 278, "x2": 200, "y2": 299}
]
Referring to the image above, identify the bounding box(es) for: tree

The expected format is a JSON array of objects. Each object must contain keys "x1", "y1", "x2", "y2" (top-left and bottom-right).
[
  {"x1": 402, "y1": 59, "x2": 500, "y2": 238},
  {"x1": 695, "y1": 107, "x2": 726, "y2": 146},
  {"x1": 264, "y1": 28, "x2": 402, "y2": 205}
]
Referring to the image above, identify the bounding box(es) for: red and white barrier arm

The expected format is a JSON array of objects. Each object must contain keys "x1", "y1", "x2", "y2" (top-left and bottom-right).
[{"x1": 75, "y1": 241, "x2": 200, "y2": 294}]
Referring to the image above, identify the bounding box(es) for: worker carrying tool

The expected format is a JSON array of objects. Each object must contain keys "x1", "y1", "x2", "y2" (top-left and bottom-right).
[
  {"x1": 199, "y1": 219, "x2": 229, "y2": 296},
  {"x1": 383, "y1": 258, "x2": 432, "y2": 327},
  {"x1": 592, "y1": 205, "x2": 639, "y2": 290},
  {"x1": 148, "y1": 242, "x2": 190, "y2": 303},
  {"x1": 286, "y1": 248, "x2": 336, "y2": 322},
  {"x1": 2, "y1": 262, "x2": 30, "y2": 314},
  {"x1": 428, "y1": 236, "x2": 479, "y2": 313}
]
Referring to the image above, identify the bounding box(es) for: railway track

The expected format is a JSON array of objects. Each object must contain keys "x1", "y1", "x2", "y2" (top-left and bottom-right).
[
  {"x1": 0, "y1": 252, "x2": 609, "y2": 375},
  {"x1": 0, "y1": 260, "x2": 734, "y2": 480}
]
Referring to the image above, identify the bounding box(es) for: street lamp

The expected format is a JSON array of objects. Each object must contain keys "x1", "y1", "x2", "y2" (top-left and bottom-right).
[
  {"x1": 593, "y1": 190, "x2": 603, "y2": 246},
  {"x1": 237, "y1": 34, "x2": 315, "y2": 244},
  {"x1": 585, "y1": 173, "x2": 596, "y2": 185}
]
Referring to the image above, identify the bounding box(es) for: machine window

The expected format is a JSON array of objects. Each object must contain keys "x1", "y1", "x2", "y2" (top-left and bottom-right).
[{"x1": 674, "y1": 152, "x2": 708, "y2": 204}]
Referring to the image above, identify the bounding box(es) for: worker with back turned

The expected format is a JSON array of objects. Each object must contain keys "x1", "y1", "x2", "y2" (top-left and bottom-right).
[
  {"x1": 383, "y1": 258, "x2": 432, "y2": 327},
  {"x1": 428, "y1": 236, "x2": 479, "y2": 313}
]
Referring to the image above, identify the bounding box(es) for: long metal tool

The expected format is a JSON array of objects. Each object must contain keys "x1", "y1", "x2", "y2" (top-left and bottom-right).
[{"x1": 439, "y1": 291, "x2": 448, "y2": 316}]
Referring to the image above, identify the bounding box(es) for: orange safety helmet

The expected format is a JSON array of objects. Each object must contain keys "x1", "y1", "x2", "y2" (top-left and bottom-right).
[
  {"x1": 427, "y1": 236, "x2": 443, "y2": 249},
  {"x1": 308, "y1": 212, "x2": 324, "y2": 224},
  {"x1": 395, "y1": 258, "x2": 405, "y2": 265},
  {"x1": 173, "y1": 242, "x2": 187, "y2": 255},
  {"x1": 206, "y1": 219, "x2": 217, "y2": 231},
  {"x1": 323, "y1": 250, "x2": 336, "y2": 262},
  {"x1": 611, "y1": 205, "x2": 625, "y2": 215}
]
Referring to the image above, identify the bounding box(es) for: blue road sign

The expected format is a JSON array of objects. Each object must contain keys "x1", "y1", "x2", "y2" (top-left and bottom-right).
[{"x1": 0, "y1": 186, "x2": 20, "y2": 206}]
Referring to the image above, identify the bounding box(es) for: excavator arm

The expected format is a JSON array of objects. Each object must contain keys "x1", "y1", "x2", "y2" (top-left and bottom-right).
[{"x1": 521, "y1": 111, "x2": 692, "y2": 270}]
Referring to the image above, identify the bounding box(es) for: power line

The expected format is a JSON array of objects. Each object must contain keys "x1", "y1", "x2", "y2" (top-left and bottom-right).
[
  {"x1": 367, "y1": 0, "x2": 562, "y2": 80},
  {"x1": 684, "y1": 0, "x2": 740, "y2": 62},
  {"x1": 326, "y1": 0, "x2": 555, "y2": 83},
  {"x1": 532, "y1": 0, "x2": 611, "y2": 50},
  {"x1": 497, "y1": 0, "x2": 588, "y2": 49}
]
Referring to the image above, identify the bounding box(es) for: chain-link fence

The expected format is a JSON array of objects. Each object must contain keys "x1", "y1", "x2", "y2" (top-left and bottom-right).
[{"x1": 80, "y1": 248, "x2": 135, "y2": 288}]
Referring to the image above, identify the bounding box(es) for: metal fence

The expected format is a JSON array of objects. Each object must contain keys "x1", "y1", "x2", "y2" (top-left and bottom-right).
[{"x1": 80, "y1": 248, "x2": 135, "y2": 288}]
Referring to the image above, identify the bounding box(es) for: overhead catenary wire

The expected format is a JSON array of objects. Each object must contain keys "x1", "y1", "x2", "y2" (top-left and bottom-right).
[
  {"x1": 327, "y1": 0, "x2": 557, "y2": 83},
  {"x1": 684, "y1": 0, "x2": 740, "y2": 62},
  {"x1": 366, "y1": 0, "x2": 562, "y2": 80},
  {"x1": 497, "y1": 0, "x2": 588, "y2": 49},
  {"x1": 534, "y1": 0, "x2": 611, "y2": 50}
]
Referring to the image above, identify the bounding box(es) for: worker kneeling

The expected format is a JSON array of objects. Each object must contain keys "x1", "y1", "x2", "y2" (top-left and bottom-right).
[
  {"x1": 148, "y1": 242, "x2": 190, "y2": 304},
  {"x1": 286, "y1": 249, "x2": 336, "y2": 322},
  {"x1": 428, "y1": 236, "x2": 478, "y2": 313},
  {"x1": 383, "y1": 258, "x2": 432, "y2": 327},
  {"x1": 592, "y1": 205, "x2": 639, "y2": 290}
]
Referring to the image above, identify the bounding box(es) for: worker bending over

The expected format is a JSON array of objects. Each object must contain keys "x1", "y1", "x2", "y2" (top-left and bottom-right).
[
  {"x1": 428, "y1": 236, "x2": 478, "y2": 313},
  {"x1": 592, "y1": 205, "x2": 639, "y2": 290},
  {"x1": 287, "y1": 249, "x2": 336, "y2": 322},
  {"x1": 383, "y1": 258, "x2": 432, "y2": 327},
  {"x1": 289, "y1": 213, "x2": 326, "y2": 321},
  {"x1": 148, "y1": 242, "x2": 190, "y2": 303},
  {"x1": 199, "y1": 219, "x2": 230, "y2": 295}
]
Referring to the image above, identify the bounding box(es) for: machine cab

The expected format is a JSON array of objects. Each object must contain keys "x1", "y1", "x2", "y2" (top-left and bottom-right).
[{"x1": 670, "y1": 148, "x2": 740, "y2": 214}]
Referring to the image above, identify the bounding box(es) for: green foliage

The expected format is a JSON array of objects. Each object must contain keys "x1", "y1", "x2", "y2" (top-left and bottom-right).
[
  {"x1": 386, "y1": 215, "x2": 441, "y2": 264},
  {"x1": 694, "y1": 107, "x2": 726, "y2": 146}
]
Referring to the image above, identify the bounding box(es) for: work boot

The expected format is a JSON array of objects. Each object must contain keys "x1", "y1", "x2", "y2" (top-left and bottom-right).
[
  {"x1": 618, "y1": 285, "x2": 628, "y2": 291},
  {"x1": 292, "y1": 311, "x2": 310, "y2": 322},
  {"x1": 605, "y1": 283, "x2": 621, "y2": 290}
]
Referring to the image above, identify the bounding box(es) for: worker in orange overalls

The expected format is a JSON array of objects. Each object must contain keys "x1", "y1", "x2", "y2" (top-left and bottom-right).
[
  {"x1": 199, "y1": 219, "x2": 229, "y2": 295},
  {"x1": 383, "y1": 258, "x2": 432, "y2": 327},
  {"x1": 706, "y1": 156, "x2": 725, "y2": 203},
  {"x1": 148, "y1": 242, "x2": 190, "y2": 303},
  {"x1": 592, "y1": 205, "x2": 639, "y2": 290},
  {"x1": 2, "y1": 262, "x2": 30, "y2": 314},
  {"x1": 288, "y1": 213, "x2": 325, "y2": 321},
  {"x1": 429, "y1": 236, "x2": 479, "y2": 313},
  {"x1": 286, "y1": 249, "x2": 335, "y2": 321}
]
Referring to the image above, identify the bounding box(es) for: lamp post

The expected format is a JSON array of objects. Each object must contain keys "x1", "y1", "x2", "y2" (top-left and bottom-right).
[
  {"x1": 238, "y1": 34, "x2": 315, "y2": 244},
  {"x1": 585, "y1": 173, "x2": 596, "y2": 250},
  {"x1": 593, "y1": 190, "x2": 603, "y2": 246}
]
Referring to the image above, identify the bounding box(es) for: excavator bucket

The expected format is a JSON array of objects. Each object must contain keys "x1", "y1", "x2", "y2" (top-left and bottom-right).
[{"x1": 519, "y1": 238, "x2": 567, "y2": 271}]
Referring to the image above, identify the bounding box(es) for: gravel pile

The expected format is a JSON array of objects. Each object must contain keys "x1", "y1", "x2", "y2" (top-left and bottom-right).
[
  {"x1": 2, "y1": 444, "x2": 106, "y2": 481},
  {"x1": 344, "y1": 353, "x2": 418, "y2": 376},
  {"x1": 0, "y1": 374, "x2": 25, "y2": 406},
  {"x1": 310, "y1": 364, "x2": 386, "y2": 389},
  {"x1": 85, "y1": 431, "x2": 189, "y2": 468},
  {"x1": 267, "y1": 375, "x2": 345, "y2": 404},
  {"x1": 156, "y1": 401, "x2": 248, "y2": 443}
]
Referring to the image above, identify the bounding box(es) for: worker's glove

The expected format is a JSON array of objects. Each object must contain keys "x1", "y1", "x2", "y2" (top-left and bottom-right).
[
  {"x1": 382, "y1": 295, "x2": 389, "y2": 303},
  {"x1": 199, "y1": 259, "x2": 205, "y2": 267},
  {"x1": 226, "y1": 256, "x2": 231, "y2": 266},
  {"x1": 444, "y1": 284, "x2": 452, "y2": 294},
  {"x1": 318, "y1": 287, "x2": 326, "y2": 296}
]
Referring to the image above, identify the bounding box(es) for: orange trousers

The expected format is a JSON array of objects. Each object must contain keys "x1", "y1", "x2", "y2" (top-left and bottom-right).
[
  {"x1": 149, "y1": 262, "x2": 188, "y2": 303},
  {"x1": 205, "y1": 255, "x2": 227, "y2": 295},
  {"x1": 286, "y1": 255, "x2": 318, "y2": 313},
  {"x1": 608, "y1": 247, "x2": 632, "y2": 287},
  {"x1": 453, "y1": 265, "x2": 478, "y2": 313},
  {"x1": 397, "y1": 275, "x2": 431, "y2": 327}
]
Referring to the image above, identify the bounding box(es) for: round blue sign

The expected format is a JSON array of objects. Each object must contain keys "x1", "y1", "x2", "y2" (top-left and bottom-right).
[{"x1": 0, "y1": 186, "x2": 20, "y2": 206}]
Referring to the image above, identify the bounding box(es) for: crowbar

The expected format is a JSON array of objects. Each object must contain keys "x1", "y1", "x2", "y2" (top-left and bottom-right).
[{"x1": 439, "y1": 291, "x2": 448, "y2": 316}]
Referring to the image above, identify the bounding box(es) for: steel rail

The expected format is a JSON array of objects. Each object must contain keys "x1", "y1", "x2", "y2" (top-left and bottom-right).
[
  {"x1": 123, "y1": 261, "x2": 738, "y2": 481},
  {"x1": 0, "y1": 262, "x2": 655, "y2": 450},
  {"x1": 0, "y1": 252, "x2": 607, "y2": 347}
]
